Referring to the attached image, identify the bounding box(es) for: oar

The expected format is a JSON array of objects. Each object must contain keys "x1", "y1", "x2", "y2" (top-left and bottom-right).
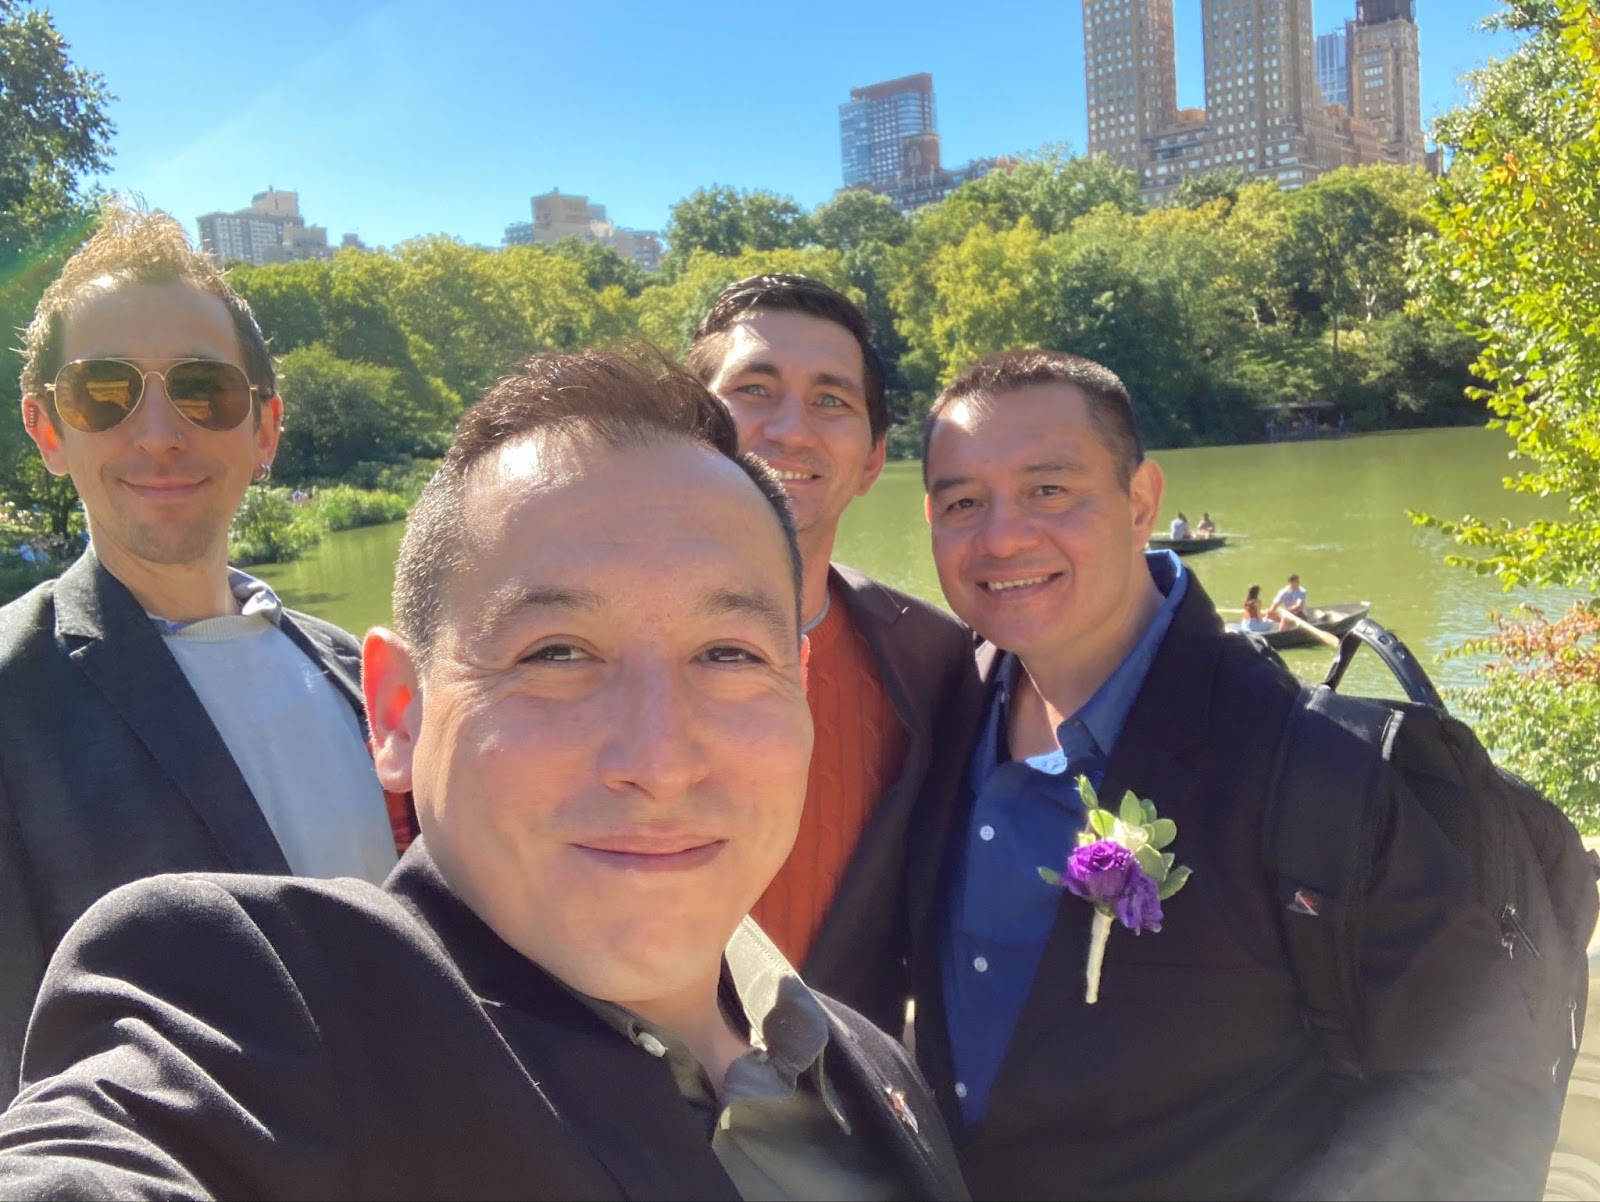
[
  {"x1": 1276, "y1": 607, "x2": 1341, "y2": 648},
  {"x1": 1218, "y1": 606, "x2": 1341, "y2": 648}
]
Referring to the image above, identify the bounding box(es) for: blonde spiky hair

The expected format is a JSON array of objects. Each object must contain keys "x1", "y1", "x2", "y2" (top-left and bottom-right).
[{"x1": 19, "y1": 197, "x2": 275, "y2": 427}]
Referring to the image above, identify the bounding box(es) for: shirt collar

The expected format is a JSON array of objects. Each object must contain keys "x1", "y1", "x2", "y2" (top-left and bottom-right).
[
  {"x1": 147, "y1": 568, "x2": 284, "y2": 636},
  {"x1": 567, "y1": 918, "x2": 850, "y2": 1131}
]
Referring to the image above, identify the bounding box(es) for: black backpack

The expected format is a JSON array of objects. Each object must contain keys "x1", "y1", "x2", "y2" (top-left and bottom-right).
[{"x1": 1258, "y1": 618, "x2": 1599, "y2": 1099}]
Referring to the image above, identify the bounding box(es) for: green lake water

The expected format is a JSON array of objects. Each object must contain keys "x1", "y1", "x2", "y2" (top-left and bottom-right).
[{"x1": 256, "y1": 426, "x2": 1584, "y2": 699}]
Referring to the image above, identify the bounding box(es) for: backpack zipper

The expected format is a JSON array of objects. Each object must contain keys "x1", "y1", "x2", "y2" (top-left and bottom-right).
[{"x1": 1499, "y1": 904, "x2": 1541, "y2": 960}]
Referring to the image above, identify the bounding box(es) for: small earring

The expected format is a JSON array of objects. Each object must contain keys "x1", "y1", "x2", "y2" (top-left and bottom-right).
[{"x1": 254, "y1": 463, "x2": 272, "y2": 484}]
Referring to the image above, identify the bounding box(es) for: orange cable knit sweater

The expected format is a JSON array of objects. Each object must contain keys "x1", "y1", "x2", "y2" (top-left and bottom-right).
[{"x1": 750, "y1": 585, "x2": 908, "y2": 967}]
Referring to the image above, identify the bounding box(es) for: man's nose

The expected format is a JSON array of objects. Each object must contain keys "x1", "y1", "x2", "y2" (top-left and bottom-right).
[
  {"x1": 974, "y1": 498, "x2": 1038, "y2": 559},
  {"x1": 759, "y1": 393, "x2": 814, "y2": 447},
  {"x1": 596, "y1": 661, "x2": 710, "y2": 803},
  {"x1": 126, "y1": 373, "x2": 187, "y2": 452}
]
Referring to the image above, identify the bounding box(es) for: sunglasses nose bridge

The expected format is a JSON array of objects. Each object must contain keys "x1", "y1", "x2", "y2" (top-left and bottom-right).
[{"x1": 123, "y1": 369, "x2": 189, "y2": 441}]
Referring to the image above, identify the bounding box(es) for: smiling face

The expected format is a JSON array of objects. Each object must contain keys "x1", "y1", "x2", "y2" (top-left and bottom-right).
[
  {"x1": 924, "y1": 383, "x2": 1163, "y2": 672},
  {"x1": 706, "y1": 309, "x2": 886, "y2": 558},
  {"x1": 22, "y1": 281, "x2": 279, "y2": 577},
  {"x1": 365, "y1": 436, "x2": 812, "y2": 1009}
]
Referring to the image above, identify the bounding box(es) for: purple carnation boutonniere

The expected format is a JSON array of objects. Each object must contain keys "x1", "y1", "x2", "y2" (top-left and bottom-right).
[{"x1": 1038, "y1": 778, "x2": 1192, "y2": 1004}]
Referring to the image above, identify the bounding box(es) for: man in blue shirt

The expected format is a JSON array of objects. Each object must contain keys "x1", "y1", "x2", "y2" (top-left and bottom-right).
[{"x1": 909, "y1": 348, "x2": 1557, "y2": 1199}]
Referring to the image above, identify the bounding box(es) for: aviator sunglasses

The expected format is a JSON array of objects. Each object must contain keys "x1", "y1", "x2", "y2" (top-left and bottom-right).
[{"x1": 44, "y1": 358, "x2": 259, "y2": 434}]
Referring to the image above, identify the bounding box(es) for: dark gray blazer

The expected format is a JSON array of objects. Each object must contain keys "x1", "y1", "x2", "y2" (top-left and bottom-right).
[
  {"x1": 801, "y1": 565, "x2": 984, "y2": 1034},
  {"x1": 0, "y1": 550, "x2": 372, "y2": 1105},
  {"x1": 0, "y1": 845, "x2": 969, "y2": 1201}
]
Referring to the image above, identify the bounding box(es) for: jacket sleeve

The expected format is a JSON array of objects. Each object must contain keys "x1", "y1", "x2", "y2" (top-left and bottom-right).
[
  {"x1": 1283, "y1": 768, "x2": 1563, "y2": 1200},
  {"x1": 0, "y1": 876, "x2": 345, "y2": 1201}
]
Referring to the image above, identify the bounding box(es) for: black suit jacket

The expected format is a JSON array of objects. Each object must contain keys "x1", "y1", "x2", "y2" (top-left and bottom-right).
[
  {"x1": 799, "y1": 565, "x2": 982, "y2": 1033},
  {"x1": 909, "y1": 571, "x2": 1556, "y2": 1200},
  {"x1": 0, "y1": 550, "x2": 374, "y2": 1105},
  {"x1": 0, "y1": 845, "x2": 968, "y2": 1202}
]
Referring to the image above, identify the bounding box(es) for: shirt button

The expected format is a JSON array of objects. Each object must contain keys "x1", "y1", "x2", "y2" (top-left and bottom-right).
[
  {"x1": 979, "y1": 824, "x2": 996, "y2": 841},
  {"x1": 635, "y1": 1032, "x2": 667, "y2": 1058},
  {"x1": 973, "y1": 956, "x2": 989, "y2": 973},
  {"x1": 954, "y1": 1082, "x2": 969, "y2": 1099}
]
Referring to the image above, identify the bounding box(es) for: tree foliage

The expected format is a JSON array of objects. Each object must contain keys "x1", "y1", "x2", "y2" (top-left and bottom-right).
[
  {"x1": 0, "y1": 3, "x2": 108, "y2": 531},
  {"x1": 662, "y1": 186, "x2": 812, "y2": 271},
  {"x1": 0, "y1": 1, "x2": 112, "y2": 258},
  {"x1": 1415, "y1": 0, "x2": 1600, "y2": 592}
]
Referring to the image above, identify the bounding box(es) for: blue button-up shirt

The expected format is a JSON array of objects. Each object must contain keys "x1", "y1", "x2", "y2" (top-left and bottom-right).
[{"x1": 941, "y1": 551, "x2": 1187, "y2": 1128}]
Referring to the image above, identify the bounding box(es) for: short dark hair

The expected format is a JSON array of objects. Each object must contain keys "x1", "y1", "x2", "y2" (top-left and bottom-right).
[
  {"x1": 921, "y1": 349, "x2": 1145, "y2": 491},
  {"x1": 20, "y1": 198, "x2": 276, "y2": 430},
  {"x1": 393, "y1": 349, "x2": 803, "y2": 668},
  {"x1": 685, "y1": 274, "x2": 889, "y2": 444}
]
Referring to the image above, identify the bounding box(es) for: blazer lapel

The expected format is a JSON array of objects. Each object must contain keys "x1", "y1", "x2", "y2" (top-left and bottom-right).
[
  {"x1": 389, "y1": 848, "x2": 742, "y2": 1202},
  {"x1": 818, "y1": 998, "x2": 966, "y2": 1201},
  {"x1": 907, "y1": 640, "x2": 1004, "y2": 1138},
  {"x1": 800, "y1": 566, "x2": 920, "y2": 987},
  {"x1": 53, "y1": 553, "x2": 289, "y2": 875},
  {"x1": 981, "y1": 577, "x2": 1227, "y2": 1121},
  {"x1": 277, "y1": 613, "x2": 368, "y2": 735}
]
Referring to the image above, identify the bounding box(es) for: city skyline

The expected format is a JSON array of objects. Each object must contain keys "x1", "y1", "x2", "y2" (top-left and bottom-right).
[
  {"x1": 52, "y1": 0, "x2": 1519, "y2": 249},
  {"x1": 1087, "y1": 0, "x2": 1426, "y2": 203}
]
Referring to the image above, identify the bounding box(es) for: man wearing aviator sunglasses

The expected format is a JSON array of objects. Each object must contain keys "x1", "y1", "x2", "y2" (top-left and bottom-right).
[{"x1": 0, "y1": 202, "x2": 405, "y2": 1105}]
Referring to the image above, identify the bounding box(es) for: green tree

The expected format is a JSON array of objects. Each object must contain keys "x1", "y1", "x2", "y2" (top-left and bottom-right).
[
  {"x1": 0, "y1": 4, "x2": 110, "y2": 532},
  {"x1": 635, "y1": 247, "x2": 852, "y2": 356},
  {"x1": 952, "y1": 147, "x2": 1144, "y2": 235},
  {"x1": 811, "y1": 190, "x2": 910, "y2": 251},
  {"x1": 1415, "y1": 0, "x2": 1600, "y2": 590},
  {"x1": 273, "y1": 344, "x2": 410, "y2": 482},
  {"x1": 1169, "y1": 167, "x2": 1250, "y2": 211},
  {"x1": 1281, "y1": 166, "x2": 1432, "y2": 360},
  {"x1": 662, "y1": 186, "x2": 812, "y2": 272},
  {"x1": 229, "y1": 259, "x2": 330, "y2": 355},
  {"x1": 0, "y1": 1, "x2": 112, "y2": 257},
  {"x1": 546, "y1": 236, "x2": 650, "y2": 297},
  {"x1": 910, "y1": 218, "x2": 1061, "y2": 383}
]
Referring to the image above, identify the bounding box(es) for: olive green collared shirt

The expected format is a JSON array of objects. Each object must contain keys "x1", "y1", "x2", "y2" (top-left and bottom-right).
[{"x1": 578, "y1": 918, "x2": 908, "y2": 1202}]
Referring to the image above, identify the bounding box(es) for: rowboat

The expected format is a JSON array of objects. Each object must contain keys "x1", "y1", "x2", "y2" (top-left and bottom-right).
[
  {"x1": 1148, "y1": 534, "x2": 1229, "y2": 555},
  {"x1": 1231, "y1": 602, "x2": 1373, "y2": 649}
]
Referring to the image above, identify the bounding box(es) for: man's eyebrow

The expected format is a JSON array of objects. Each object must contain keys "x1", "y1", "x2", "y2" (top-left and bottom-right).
[
  {"x1": 700, "y1": 586, "x2": 795, "y2": 647},
  {"x1": 721, "y1": 359, "x2": 782, "y2": 381},
  {"x1": 928, "y1": 460, "x2": 1084, "y2": 497},
  {"x1": 474, "y1": 584, "x2": 604, "y2": 643},
  {"x1": 928, "y1": 473, "x2": 975, "y2": 498},
  {"x1": 721, "y1": 359, "x2": 863, "y2": 398},
  {"x1": 811, "y1": 371, "x2": 864, "y2": 397}
]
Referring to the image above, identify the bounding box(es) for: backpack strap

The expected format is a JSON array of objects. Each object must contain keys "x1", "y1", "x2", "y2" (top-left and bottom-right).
[
  {"x1": 1263, "y1": 685, "x2": 1406, "y2": 1081},
  {"x1": 1320, "y1": 618, "x2": 1447, "y2": 711}
]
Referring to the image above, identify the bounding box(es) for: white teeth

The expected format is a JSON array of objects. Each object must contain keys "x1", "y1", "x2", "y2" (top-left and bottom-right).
[
  {"x1": 775, "y1": 471, "x2": 814, "y2": 481},
  {"x1": 985, "y1": 576, "x2": 1049, "y2": 592}
]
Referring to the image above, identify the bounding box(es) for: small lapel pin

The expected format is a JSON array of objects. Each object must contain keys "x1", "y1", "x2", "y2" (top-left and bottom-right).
[{"x1": 884, "y1": 1085, "x2": 919, "y2": 1135}]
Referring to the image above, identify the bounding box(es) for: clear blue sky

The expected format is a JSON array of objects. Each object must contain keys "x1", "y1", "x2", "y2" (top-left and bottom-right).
[{"x1": 50, "y1": 0, "x2": 1521, "y2": 249}]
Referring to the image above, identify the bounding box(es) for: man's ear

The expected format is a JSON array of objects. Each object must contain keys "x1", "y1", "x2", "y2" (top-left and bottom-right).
[
  {"x1": 363, "y1": 628, "x2": 422, "y2": 795},
  {"x1": 21, "y1": 398, "x2": 69, "y2": 476},
  {"x1": 856, "y1": 435, "x2": 889, "y2": 497},
  {"x1": 1129, "y1": 458, "x2": 1165, "y2": 542},
  {"x1": 255, "y1": 394, "x2": 284, "y2": 467}
]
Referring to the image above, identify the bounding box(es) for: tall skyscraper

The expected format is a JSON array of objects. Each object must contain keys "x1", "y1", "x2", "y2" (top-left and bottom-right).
[
  {"x1": 838, "y1": 73, "x2": 936, "y2": 189},
  {"x1": 1081, "y1": 0, "x2": 1426, "y2": 203},
  {"x1": 836, "y1": 73, "x2": 1011, "y2": 212},
  {"x1": 1348, "y1": 0, "x2": 1425, "y2": 165},
  {"x1": 1084, "y1": 0, "x2": 1178, "y2": 163},
  {"x1": 1317, "y1": 29, "x2": 1349, "y2": 109}
]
